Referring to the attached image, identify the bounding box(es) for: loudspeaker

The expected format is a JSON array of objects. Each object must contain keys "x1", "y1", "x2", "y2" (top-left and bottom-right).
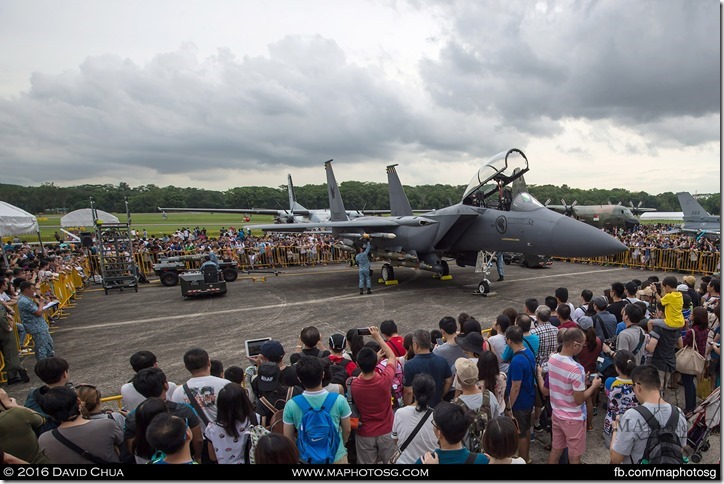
[{"x1": 80, "y1": 232, "x2": 93, "y2": 248}]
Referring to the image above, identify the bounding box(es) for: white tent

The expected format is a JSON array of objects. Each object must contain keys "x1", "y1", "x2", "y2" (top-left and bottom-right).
[
  {"x1": 0, "y1": 201, "x2": 41, "y2": 266},
  {"x1": 61, "y1": 208, "x2": 119, "y2": 227},
  {"x1": 0, "y1": 201, "x2": 39, "y2": 237}
]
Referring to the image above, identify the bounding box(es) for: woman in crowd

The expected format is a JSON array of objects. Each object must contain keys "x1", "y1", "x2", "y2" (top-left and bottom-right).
[
  {"x1": 129, "y1": 398, "x2": 168, "y2": 464},
  {"x1": 206, "y1": 382, "x2": 259, "y2": 464},
  {"x1": 681, "y1": 307, "x2": 709, "y2": 414},
  {"x1": 602, "y1": 350, "x2": 638, "y2": 447},
  {"x1": 477, "y1": 351, "x2": 506, "y2": 414},
  {"x1": 391, "y1": 374, "x2": 438, "y2": 464},
  {"x1": 38, "y1": 386, "x2": 123, "y2": 464},
  {"x1": 483, "y1": 416, "x2": 526, "y2": 464},
  {"x1": 577, "y1": 326, "x2": 602, "y2": 431}
]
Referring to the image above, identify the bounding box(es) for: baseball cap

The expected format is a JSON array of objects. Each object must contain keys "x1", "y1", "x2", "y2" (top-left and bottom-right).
[
  {"x1": 260, "y1": 340, "x2": 285, "y2": 361},
  {"x1": 578, "y1": 316, "x2": 594, "y2": 331},
  {"x1": 257, "y1": 363, "x2": 281, "y2": 392},
  {"x1": 592, "y1": 296, "x2": 608, "y2": 309},
  {"x1": 454, "y1": 358, "x2": 479, "y2": 386},
  {"x1": 328, "y1": 334, "x2": 347, "y2": 351},
  {"x1": 676, "y1": 284, "x2": 689, "y2": 292},
  {"x1": 683, "y1": 275, "x2": 696, "y2": 286},
  {"x1": 454, "y1": 332, "x2": 485, "y2": 355}
]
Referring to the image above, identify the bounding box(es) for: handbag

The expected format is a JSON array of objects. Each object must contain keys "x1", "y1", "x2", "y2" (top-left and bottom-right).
[
  {"x1": 387, "y1": 408, "x2": 432, "y2": 464},
  {"x1": 675, "y1": 331, "x2": 706, "y2": 376},
  {"x1": 696, "y1": 373, "x2": 712, "y2": 399}
]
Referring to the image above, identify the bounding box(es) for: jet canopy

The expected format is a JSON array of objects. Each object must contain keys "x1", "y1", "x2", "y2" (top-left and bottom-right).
[{"x1": 461, "y1": 148, "x2": 530, "y2": 204}]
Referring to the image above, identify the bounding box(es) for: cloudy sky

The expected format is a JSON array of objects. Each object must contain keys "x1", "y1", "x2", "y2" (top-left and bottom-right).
[{"x1": 0, "y1": 0, "x2": 719, "y2": 196}]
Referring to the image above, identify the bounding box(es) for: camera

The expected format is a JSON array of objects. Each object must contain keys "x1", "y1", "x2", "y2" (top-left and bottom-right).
[{"x1": 357, "y1": 328, "x2": 371, "y2": 336}]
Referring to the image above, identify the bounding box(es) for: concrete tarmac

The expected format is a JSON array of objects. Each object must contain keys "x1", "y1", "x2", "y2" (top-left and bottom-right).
[{"x1": 8, "y1": 260, "x2": 720, "y2": 464}]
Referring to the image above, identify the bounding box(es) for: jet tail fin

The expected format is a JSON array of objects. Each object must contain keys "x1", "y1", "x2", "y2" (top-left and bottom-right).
[
  {"x1": 677, "y1": 192, "x2": 709, "y2": 219},
  {"x1": 288, "y1": 174, "x2": 307, "y2": 212},
  {"x1": 325, "y1": 160, "x2": 349, "y2": 221},
  {"x1": 386, "y1": 164, "x2": 413, "y2": 216}
]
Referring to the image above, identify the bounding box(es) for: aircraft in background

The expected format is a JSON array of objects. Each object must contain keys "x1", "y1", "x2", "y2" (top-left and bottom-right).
[
  {"x1": 543, "y1": 200, "x2": 650, "y2": 230},
  {"x1": 674, "y1": 192, "x2": 720, "y2": 237},
  {"x1": 159, "y1": 173, "x2": 388, "y2": 224},
  {"x1": 247, "y1": 149, "x2": 627, "y2": 293}
]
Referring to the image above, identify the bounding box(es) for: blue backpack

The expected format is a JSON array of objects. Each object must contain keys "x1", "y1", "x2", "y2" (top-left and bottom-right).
[{"x1": 293, "y1": 393, "x2": 340, "y2": 464}]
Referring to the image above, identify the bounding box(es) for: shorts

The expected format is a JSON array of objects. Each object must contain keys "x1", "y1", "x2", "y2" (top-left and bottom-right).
[
  {"x1": 512, "y1": 408, "x2": 532, "y2": 437},
  {"x1": 552, "y1": 415, "x2": 586, "y2": 458}
]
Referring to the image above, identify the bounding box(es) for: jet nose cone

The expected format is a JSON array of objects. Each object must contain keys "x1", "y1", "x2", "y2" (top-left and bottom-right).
[{"x1": 551, "y1": 217, "x2": 628, "y2": 257}]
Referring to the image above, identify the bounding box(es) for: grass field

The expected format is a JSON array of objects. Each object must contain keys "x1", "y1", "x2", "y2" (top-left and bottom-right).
[
  {"x1": 9, "y1": 212, "x2": 684, "y2": 243},
  {"x1": 21, "y1": 212, "x2": 277, "y2": 242}
]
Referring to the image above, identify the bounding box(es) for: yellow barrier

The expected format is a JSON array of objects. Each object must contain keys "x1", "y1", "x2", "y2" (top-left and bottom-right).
[
  {"x1": 554, "y1": 247, "x2": 720, "y2": 275},
  {"x1": 100, "y1": 395, "x2": 124, "y2": 411}
]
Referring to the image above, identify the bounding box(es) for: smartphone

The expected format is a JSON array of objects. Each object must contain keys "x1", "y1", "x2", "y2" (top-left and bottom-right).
[
  {"x1": 589, "y1": 373, "x2": 598, "y2": 382},
  {"x1": 357, "y1": 328, "x2": 371, "y2": 336},
  {"x1": 436, "y1": 338, "x2": 444, "y2": 346}
]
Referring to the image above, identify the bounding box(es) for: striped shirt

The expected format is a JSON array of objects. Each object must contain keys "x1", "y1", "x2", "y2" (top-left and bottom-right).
[{"x1": 547, "y1": 353, "x2": 586, "y2": 421}]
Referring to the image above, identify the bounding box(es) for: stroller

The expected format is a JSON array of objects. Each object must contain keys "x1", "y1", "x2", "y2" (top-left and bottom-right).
[{"x1": 686, "y1": 386, "x2": 720, "y2": 463}]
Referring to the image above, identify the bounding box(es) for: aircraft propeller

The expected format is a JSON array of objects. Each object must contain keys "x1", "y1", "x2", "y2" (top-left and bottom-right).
[{"x1": 560, "y1": 199, "x2": 578, "y2": 217}]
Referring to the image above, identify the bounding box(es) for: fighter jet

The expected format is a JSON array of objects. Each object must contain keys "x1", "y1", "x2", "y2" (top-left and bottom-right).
[
  {"x1": 159, "y1": 174, "x2": 387, "y2": 224},
  {"x1": 246, "y1": 149, "x2": 627, "y2": 293},
  {"x1": 544, "y1": 200, "x2": 642, "y2": 230},
  {"x1": 675, "y1": 192, "x2": 720, "y2": 237}
]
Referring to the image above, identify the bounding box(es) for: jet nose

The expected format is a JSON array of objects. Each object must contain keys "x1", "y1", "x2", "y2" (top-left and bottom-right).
[{"x1": 550, "y1": 217, "x2": 628, "y2": 257}]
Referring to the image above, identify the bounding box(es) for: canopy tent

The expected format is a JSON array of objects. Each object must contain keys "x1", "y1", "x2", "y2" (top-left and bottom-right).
[
  {"x1": 61, "y1": 208, "x2": 119, "y2": 228},
  {"x1": 0, "y1": 201, "x2": 42, "y2": 267}
]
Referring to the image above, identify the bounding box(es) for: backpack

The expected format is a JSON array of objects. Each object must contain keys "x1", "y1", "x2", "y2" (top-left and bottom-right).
[
  {"x1": 294, "y1": 393, "x2": 341, "y2": 464},
  {"x1": 242, "y1": 424, "x2": 271, "y2": 465},
  {"x1": 259, "y1": 387, "x2": 294, "y2": 434},
  {"x1": 633, "y1": 406, "x2": 684, "y2": 464},
  {"x1": 376, "y1": 359, "x2": 404, "y2": 409},
  {"x1": 327, "y1": 360, "x2": 349, "y2": 390},
  {"x1": 452, "y1": 393, "x2": 491, "y2": 453}
]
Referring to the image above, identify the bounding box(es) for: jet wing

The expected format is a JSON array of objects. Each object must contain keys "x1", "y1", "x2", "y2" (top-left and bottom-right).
[
  {"x1": 247, "y1": 216, "x2": 438, "y2": 233},
  {"x1": 159, "y1": 207, "x2": 284, "y2": 216}
]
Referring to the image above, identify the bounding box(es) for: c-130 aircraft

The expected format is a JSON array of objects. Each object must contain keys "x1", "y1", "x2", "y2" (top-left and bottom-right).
[{"x1": 247, "y1": 149, "x2": 627, "y2": 293}]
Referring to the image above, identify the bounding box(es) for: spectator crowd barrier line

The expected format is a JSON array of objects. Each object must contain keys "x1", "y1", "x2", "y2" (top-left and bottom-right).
[{"x1": 552, "y1": 247, "x2": 720, "y2": 275}]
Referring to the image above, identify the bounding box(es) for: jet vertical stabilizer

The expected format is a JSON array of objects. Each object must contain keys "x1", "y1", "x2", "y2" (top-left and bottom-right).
[
  {"x1": 386, "y1": 164, "x2": 413, "y2": 217},
  {"x1": 325, "y1": 160, "x2": 349, "y2": 222},
  {"x1": 287, "y1": 174, "x2": 307, "y2": 213},
  {"x1": 677, "y1": 192, "x2": 711, "y2": 219}
]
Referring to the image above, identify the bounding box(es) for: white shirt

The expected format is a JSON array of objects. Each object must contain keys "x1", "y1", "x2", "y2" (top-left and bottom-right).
[
  {"x1": 121, "y1": 381, "x2": 178, "y2": 412},
  {"x1": 171, "y1": 375, "x2": 231, "y2": 434},
  {"x1": 391, "y1": 406, "x2": 437, "y2": 464}
]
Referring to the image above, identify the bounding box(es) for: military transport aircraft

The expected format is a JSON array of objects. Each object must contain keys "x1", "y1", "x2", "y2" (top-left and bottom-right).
[
  {"x1": 544, "y1": 200, "x2": 646, "y2": 230},
  {"x1": 159, "y1": 174, "x2": 387, "y2": 224},
  {"x1": 675, "y1": 192, "x2": 720, "y2": 237},
  {"x1": 246, "y1": 149, "x2": 627, "y2": 293}
]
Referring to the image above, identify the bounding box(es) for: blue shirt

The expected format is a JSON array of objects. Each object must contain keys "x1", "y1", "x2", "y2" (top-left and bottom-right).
[
  {"x1": 415, "y1": 447, "x2": 489, "y2": 464},
  {"x1": 17, "y1": 295, "x2": 47, "y2": 332},
  {"x1": 355, "y1": 244, "x2": 372, "y2": 271},
  {"x1": 615, "y1": 322, "x2": 626, "y2": 335},
  {"x1": 402, "y1": 353, "x2": 452, "y2": 408},
  {"x1": 505, "y1": 348, "x2": 536, "y2": 411},
  {"x1": 502, "y1": 334, "x2": 540, "y2": 361}
]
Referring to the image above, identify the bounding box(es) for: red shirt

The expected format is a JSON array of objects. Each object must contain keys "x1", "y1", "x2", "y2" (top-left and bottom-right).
[
  {"x1": 350, "y1": 364, "x2": 395, "y2": 437},
  {"x1": 558, "y1": 320, "x2": 578, "y2": 330},
  {"x1": 386, "y1": 336, "x2": 406, "y2": 357}
]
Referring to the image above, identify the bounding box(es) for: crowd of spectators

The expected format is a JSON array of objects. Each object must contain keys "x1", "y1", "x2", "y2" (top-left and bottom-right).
[{"x1": 1, "y1": 271, "x2": 719, "y2": 465}]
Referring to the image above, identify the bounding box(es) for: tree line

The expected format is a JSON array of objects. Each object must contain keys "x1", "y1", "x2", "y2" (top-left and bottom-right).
[{"x1": 0, "y1": 181, "x2": 719, "y2": 216}]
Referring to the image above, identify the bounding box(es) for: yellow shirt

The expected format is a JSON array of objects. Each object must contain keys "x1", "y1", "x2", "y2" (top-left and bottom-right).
[{"x1": 661, "y1": 291, "x2": 685, "y2": 329}]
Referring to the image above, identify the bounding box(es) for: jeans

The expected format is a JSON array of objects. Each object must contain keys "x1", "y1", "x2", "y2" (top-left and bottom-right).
[
  {"x1": 681, "y1": 373, "x2": 696, "y2": 413},
  {"x1": 496, "y1": 252, "x2": 504, "y2": 277}
]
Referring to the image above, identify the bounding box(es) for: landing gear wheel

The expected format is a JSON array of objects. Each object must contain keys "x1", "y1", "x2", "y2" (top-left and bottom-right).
[
  {"x1": 381, "y1": 264, "x2": 395, "y2": 282},
  {"x1": 478, "y1": 280, "x2": 490, "y2": 294},
  {"x1": 439, "y1": 260, "x2": 450, "y2": 277},
  {"x1": 223, "y1": 269, "x2": 238, "y2": 282},
  {"x1": 160, "y1": 272, "x2": 179, "y2": 287}
]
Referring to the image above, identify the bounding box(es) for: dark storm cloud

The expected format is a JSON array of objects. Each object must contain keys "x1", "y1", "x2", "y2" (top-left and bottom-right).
[
  {"x1": 4, "y1": 34, "x2": 509, "y2": 185},
  {"x1": 419, "y1": 0, "x2": 719, "y2": 144}
]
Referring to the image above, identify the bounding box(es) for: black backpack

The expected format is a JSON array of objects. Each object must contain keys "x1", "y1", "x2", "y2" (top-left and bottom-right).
[{"x1": 633, "y1": 406, "x2": 684, "y2": 464}]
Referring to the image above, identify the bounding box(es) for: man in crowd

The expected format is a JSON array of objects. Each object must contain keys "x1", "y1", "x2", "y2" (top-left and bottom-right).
[
  {"x1": 504, "y1": 325, "x2": 536, "y2": 464},
  {"x1": 403, "y1": 330, "x2": 452, "y2": 407},
  {"x1": 433, "y1": 316, "x2": 465, "y2": 370},
  {"x1": 121, "y1": 350, "x2": 177, "y2": 412},
  {"x1": 17, "y1": 281, "x2": 54, "y2": 361}
]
